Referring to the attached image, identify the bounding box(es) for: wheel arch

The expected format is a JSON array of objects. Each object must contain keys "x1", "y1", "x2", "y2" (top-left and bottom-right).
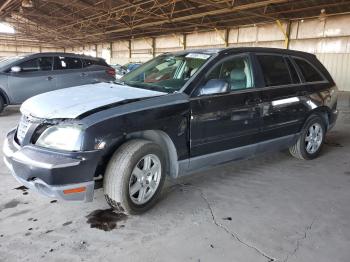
[
  {"x1": 126, "y1": 130, "x2": 179, "y2": 178},
  {"x1": 308, "y1": 106, "x2": 331, "y2": 130},
  {"x1": 0, "y1": 87, "x2": 10, "y2": 105}
]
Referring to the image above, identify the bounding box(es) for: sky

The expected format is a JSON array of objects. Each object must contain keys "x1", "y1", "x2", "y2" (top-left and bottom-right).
[{"x1": 0, "y1": 23, "x2": 15, "y2": 34}]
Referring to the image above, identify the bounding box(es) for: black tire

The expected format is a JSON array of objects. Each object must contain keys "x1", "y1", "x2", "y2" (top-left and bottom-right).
[
  {"x1": 289, "y1": 114, "x2": 326, "y2": 160},
  {"x1": 104, "y1": 139, "x2": 166, "y2": 214},
  {"x1": 0, "y1": 96, "x2": 4, "y2": 114}
]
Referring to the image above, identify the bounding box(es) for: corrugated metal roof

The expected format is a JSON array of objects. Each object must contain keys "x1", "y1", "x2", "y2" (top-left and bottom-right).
[{"x1": 0, "y1": 0, "x2": 350, "y2": 46}]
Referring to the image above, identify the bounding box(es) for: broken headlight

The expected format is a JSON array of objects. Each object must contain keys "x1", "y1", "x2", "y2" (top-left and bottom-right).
[{"x1": 35, "y1": 125, "x2": 84, "y2": 151}]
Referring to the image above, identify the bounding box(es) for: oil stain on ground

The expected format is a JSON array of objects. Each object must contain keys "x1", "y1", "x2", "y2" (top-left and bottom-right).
[
  {"x1": 86, "y1": 209, "x2": 127, "y2": 231},
  {"x1": 13, "y1": 186, "x2": 29, "y2": 195},
  {"x1": 324, "y1": 139, "x2": 343, "y2": 147},
  {"x1": 62, "y1": 221, "x2": 72, "y2": 226},
  {"x1": 2, "y1": 199, "x2": 21, "y2": 210}
]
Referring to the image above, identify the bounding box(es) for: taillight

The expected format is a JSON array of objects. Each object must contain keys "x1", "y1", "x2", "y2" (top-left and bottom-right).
[{"x1": 106, "y1": 67, "x2": 116, "y2": 76}]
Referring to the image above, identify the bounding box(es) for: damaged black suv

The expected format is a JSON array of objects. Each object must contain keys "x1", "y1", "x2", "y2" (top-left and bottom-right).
[{"x1": 3, "y1": 48, "x2": 338, "y2": 214}]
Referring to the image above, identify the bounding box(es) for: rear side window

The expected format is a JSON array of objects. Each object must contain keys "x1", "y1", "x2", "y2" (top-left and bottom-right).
[
  {"x1": 285, "y1": 58, "x2": 300, "y2": 83},
  {"x1": 83, "y1": 59, "x2": 94, "y2": 67},
  {"x1": 83, "y1": 58, "x2": 108, "y2": 67},
  {"x1": 95, "y1": 59, "x2": 108, "y2": 66},
  {"x1": 257, "y1": 55, "x2": 292, "y2": 86},
  {"x1": 293, "y1": 58, "x2": 324, "y2": 82},
  {"x1": 54, "y1": 56, "x2": 82, "y2": 70}
]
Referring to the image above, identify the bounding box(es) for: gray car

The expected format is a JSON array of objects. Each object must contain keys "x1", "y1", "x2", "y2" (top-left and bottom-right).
[{"x1": 0, "y1": 52, "x2": 116, "y2": 113}]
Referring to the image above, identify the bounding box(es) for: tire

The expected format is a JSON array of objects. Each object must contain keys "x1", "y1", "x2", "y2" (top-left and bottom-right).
[
  {"x1": 289, "y1": 114, "x2": 326, "y2": 160},
  {"x1": 0, "y1": 96, "x2": 4, "y2": 114},
  {"x1": 104, "y1": 139, "x2": 166, "y2": 214}
]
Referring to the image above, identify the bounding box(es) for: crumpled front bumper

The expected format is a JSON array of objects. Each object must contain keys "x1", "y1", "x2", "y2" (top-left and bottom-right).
[{"x1": 3, "y1": 129, "x2": 101, "y2": 202}]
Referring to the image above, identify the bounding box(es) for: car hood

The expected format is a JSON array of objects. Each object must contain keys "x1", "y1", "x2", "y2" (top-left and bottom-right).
[{"x1": 20, "y1": 82, "x2": 166, "y2": 119}]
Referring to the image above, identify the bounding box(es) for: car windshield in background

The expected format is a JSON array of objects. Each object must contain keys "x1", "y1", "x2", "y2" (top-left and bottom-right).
[
  {"x1": 0, "y1": 56, "x2": 23, "y2": 69},
  {"x1": 120, "y1": 53, "x2": 212, "y2": 93}
]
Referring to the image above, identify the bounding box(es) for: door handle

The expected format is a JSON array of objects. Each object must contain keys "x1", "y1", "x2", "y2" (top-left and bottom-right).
[
  {"x1": 47, "y1": 76, "x2": 53, "y2": 81},
  {"x1": 81, "y1": 72, "x2": 87, "y2": 77}
]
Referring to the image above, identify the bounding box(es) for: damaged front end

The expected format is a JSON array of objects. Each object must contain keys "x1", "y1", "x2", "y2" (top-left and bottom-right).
[{"x1": 3, "y1": 114, "x2": 101, "y2": 202}]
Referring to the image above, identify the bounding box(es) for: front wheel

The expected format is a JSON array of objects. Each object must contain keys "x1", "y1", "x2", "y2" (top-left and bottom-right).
[
  {"x1": 104, "y1": 139, "x2": 166, "y2": 214},
  {"x1": 289, "y1": 114, "x2": 326, "y2": 160}
]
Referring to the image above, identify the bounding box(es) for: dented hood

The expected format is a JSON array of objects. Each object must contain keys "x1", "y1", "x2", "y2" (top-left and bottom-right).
[{"x1": 20, "y1": 82, "x2": 166, "y2": 119}]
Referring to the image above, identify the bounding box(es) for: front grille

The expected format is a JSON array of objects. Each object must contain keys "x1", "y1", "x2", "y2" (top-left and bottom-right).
[{"x1": 16, "y1": 114, "x2": 42, "y2": 144}]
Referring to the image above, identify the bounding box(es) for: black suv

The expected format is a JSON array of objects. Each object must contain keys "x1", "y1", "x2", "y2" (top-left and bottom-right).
[{"x1": 3, "y1": 47, "x2": 338, "y2": 214}]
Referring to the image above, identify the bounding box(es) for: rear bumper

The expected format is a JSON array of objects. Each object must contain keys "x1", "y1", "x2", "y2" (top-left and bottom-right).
[{"x1": 3, "y1": 129, "x2": 101, "y2": 202}]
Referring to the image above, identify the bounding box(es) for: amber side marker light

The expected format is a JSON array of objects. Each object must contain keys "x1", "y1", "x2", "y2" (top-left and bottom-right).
[{"x1": 63, "y1": 187, "x2": 86, "y2": 195}]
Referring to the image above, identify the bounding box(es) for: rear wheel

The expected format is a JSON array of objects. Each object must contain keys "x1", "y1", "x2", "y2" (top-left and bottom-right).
[
  {"x1": 289, "y1": 114, "x2": 326, "y2": 160},
  {"x1": 104, "y1": 139, "x2": 166, "y2": 214}
]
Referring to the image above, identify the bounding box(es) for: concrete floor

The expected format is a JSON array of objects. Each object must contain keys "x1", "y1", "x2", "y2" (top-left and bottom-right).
[{"x1": 0, "y1": 93, "x2": 350, "y2": 262}]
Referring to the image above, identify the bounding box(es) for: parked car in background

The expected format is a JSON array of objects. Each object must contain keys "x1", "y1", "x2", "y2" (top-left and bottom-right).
[
  {"x1": 3, "y1": 48, "x2": 338, "y2": 214},
  {"x1": 0, "y1": 52, "x2": 115, "y2": 113},
  {"x1": 111, "y1": 64, "x2": 127, "y2": 79},
  {"x1": 124, "y1": 62, "x2": 142, "y2": 72}
]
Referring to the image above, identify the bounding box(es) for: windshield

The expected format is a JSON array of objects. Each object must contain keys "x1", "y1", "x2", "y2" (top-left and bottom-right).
[
  {"x1": 119, "y1": 53, "x2": 211, "y2": 93},
  {"x1": 0, "y1": 56, "x2": 23, "y2": 69}
]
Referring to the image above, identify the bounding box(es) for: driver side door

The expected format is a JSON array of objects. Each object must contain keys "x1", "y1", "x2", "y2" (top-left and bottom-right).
[
  {"x1": 8, "y1": 56, "x2": 56, "y2": 104},
  {"x1": 189, "y1": 53, "x2": 262, "y2": 166}
]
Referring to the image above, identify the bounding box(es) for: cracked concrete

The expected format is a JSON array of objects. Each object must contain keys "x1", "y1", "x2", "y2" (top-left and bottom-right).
[
  {"x1": 176, "y1": 183, "x2": 275, "y2": 262},
  {"x1": 0, "y1": 92, "x2": 350, "y2": 262},
  {"x1": 283, "y1": 218, "x2": 315, "y2": 262}
]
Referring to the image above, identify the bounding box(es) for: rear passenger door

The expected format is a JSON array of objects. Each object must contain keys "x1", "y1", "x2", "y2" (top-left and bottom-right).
[
  {"x1": 53, "y1": 56, "x2": 85, "y2": 90},
  {"x1": 254, "y1": 53, "x2": 307, "y2": 141}
]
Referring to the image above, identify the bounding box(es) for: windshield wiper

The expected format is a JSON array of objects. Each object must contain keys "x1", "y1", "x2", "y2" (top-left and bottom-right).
[{"x1": 123, "y1": 81, "x2": 168, "y2": 93}]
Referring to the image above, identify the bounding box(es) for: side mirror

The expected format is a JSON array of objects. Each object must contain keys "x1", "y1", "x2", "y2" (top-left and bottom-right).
[
  {"x1": 199, "y1": 79, "x2": 229, "y2": 96},
  {"x1": 10, "y1": 66, "x2": 21, "y2": 73}
]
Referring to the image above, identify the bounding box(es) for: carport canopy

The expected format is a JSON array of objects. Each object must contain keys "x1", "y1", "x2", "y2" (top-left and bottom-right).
[{"x1": 0, "y1": 0, "x2": 350, "y2": 47}]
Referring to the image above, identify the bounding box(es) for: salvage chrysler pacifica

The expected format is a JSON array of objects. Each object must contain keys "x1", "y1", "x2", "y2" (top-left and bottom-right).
[{"x1": 3, "y1": 48, "x2": 338, "y2": 214}]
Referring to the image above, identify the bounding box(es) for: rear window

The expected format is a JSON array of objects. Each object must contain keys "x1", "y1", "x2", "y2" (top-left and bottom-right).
[
  {"x1": 293, "y1": 58, "x2": 324, "y2": 82},
  {"x1": 257, "y1": 55, "x2": 292, "y2": 86},
  {"x1": 54, "y1": 56, "x2": 82, "y2": 70}
]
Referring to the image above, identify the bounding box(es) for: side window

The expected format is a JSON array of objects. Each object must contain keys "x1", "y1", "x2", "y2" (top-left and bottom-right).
[
  {"x1": 18, "y1": 57, "x2": 53, "y2": 72},
  {"x1": 54, "y1": 56, "x2": 83, "y2": 70},
  {"x1": 38, "y1": 57, "x2": 53, "y2": 71},
  {"x1": 293, "y1": 58, "x2": 324, "y2": 82},
  {"x1": 206, "y1": 56, "x2": 253, "y2": 91},
  {"x1": 286, "y1": 58, "x2": 300, "y2": 83},
  {"x1": 257, "y1": 55, "x2": 292, "y2": 86},
  {"x1": 18, "y1": 59, "x2": 39, "y2": 72}
]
